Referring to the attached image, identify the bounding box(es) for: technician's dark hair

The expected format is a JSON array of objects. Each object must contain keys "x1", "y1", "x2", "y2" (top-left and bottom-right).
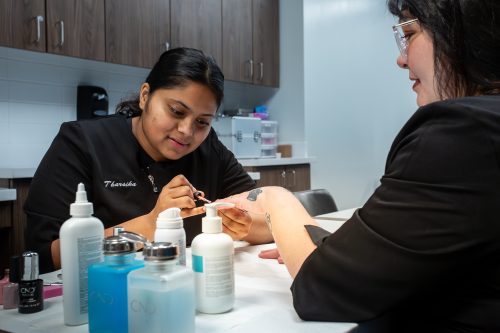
[
  {"x1": 116, "y1": 47, "x2": 224, "y2": 116},
  {"x1": 388, "y1": 0, "x2": 500, "y2": 99}
]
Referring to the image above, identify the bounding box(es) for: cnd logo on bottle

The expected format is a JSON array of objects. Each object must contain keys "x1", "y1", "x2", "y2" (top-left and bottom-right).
[
  {"x1": 89, "y1": 291, "x2": 114, "y2": 305},
  {"x1": 130, "y1": 299, "x2": 156, "y2": 314},
  {"x1": 20, "y1": 287, "x2": 36, "y2": 296}
]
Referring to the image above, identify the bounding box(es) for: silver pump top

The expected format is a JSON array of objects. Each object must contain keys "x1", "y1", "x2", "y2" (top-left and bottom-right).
[
  {"x1": 21, "y1": 251, "x2": 39, "y2": 280},
  {"x1": 143, "y1": 242, "x2": 178, "y2": 261},
  {"x1": 102, "y1": 235, "x2": 136, "y2": 255},
  {"x1": 103, "y1": 230, "x2": 149, "y2": 255}
]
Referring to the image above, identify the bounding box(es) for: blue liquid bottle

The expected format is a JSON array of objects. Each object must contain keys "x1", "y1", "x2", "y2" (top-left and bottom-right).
[
  {"x1": 128, "y1": 242, "x2": 195, "y2": 333},
  {"x1": 88, "y1": 228, "x2": 144, "y2": 333}
]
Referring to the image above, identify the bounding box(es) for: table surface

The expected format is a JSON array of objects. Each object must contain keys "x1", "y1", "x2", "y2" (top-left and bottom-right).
[{"x1": 0, "y1": 211, "x2": 356, "y2": 333}]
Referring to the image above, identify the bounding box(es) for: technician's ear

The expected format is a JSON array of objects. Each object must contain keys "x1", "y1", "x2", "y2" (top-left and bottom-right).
[{"x1": 139, "y1": 83, "x2": 150, "y2": 111}]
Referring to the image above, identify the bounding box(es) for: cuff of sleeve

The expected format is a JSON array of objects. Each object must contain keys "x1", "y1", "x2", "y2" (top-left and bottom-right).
[{"x1": 304, "y1": 224, "x2": 332, "y2": 246}]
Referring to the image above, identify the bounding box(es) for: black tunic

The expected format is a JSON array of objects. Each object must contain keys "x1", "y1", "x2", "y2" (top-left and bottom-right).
[
  {"x1": 292, "y1": 95, "x2": 500, "y2": 332},
  {"x1": 24, "y1": 114, "x2": 255, "y2": 273}
]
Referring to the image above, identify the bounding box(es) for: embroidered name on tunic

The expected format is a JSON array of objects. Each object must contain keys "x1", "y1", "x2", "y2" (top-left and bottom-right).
[{"x1": 104, "y1": 180, "x2": 137, "y2": 188}]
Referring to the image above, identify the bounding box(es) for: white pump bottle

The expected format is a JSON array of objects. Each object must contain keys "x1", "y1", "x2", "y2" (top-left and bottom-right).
[
  {"x1": 154, "y1": 207, "x2": 186, "y2": 266},
  {"x1": 191, "y1": 202, "x2": 235, "y2": 314},
  {"x1": 59, "y1": 183, "x2": 104, "y2": 326}
]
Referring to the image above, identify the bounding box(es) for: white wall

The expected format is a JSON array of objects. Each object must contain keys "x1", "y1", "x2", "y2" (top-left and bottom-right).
[
  {"x1": 0, "y1": 46, "x2": 148, "y2": 168},
  {"x1": 304, "y1": 0, "x2": 416, "y2": 209}
]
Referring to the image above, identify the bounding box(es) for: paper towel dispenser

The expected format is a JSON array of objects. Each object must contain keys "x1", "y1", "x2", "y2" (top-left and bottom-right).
[{"x1": 77, "y1": 85, "x2": 109, "y2": 120}]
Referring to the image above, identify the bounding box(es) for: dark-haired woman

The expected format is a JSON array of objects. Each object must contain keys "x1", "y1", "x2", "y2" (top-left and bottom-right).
[
  {"x1": 225, "y1": 0, "x2": 500, "y2": 331},
  {"x1": 25, "y1": 48, "x2": 272, "y2": 273}
]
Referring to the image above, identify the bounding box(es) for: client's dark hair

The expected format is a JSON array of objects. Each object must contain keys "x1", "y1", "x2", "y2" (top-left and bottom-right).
[
  {"x1": 388, "y1": 0, "x2": 500, "y2": 98},
  {"x1": 116, "y1": 47, "x2": 224, "y2": 116}
]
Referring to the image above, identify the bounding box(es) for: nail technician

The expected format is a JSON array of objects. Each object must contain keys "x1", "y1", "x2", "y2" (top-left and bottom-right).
[
  {"x1": 24, "y1": 47, "x2": 272, "y2": 274},
  {"x1": 226, "y1": 0, "x2": 500, "y2": 331}
]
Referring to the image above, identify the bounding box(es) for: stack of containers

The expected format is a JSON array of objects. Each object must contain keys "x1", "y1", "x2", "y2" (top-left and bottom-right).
[{"x1": 260, "y1": 120, "x2": 278, "y2": 158}]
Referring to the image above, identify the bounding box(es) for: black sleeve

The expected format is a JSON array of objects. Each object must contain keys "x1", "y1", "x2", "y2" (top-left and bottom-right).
[
  {"x1": 291, "y1": 103, "x2": 500, "y2": 322},
  {"x1": 24, "y1": 122, "x2": 92, "y2": 273}
]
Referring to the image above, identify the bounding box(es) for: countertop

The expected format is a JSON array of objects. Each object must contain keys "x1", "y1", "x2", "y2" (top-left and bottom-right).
[
  {"x1": 0, "y1": 158, "x2": 314, "y2": 179},
  {"x1": 238, "y1": 157, "x2": 314, "y2": 167}
]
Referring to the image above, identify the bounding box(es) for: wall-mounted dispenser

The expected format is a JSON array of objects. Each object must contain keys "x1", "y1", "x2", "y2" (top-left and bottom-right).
[{"x1": 77, "y1": 85, "x2": 109, "y2": 120}]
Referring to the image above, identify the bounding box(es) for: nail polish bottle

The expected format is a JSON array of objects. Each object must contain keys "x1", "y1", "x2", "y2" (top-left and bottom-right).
[
  {"x1": 18, "y1": 251, "x2": 44, "y2": 313},
  {"x1": 3, "y1": 256, "x2": 20, "y2": 309},
  {"x1": 0, "y1": 268, "x2": 10, "y2": 305}
]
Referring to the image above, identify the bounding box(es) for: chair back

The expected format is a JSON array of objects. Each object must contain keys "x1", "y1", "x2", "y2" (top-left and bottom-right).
[{"x1": 293, "y1": 189, "x2": 338, "y2": 216}]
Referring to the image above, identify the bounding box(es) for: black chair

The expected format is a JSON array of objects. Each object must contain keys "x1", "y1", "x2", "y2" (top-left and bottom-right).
[{"x1": 293, "y1": 189, "x2": 338, "y2": 217}]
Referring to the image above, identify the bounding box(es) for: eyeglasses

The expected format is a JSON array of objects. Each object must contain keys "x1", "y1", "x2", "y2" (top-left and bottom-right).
[{"x1": 392, "y1": 18, "x2": 419, "y2": 60}]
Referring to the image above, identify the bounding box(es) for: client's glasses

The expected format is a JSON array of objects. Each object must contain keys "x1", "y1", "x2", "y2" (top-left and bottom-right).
[{"x1": 392, "y1": 18, "x2": 419, "y2": 60}]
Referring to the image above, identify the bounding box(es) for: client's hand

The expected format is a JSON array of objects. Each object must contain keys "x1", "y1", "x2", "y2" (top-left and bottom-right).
[
  {"x1": 259, "y1": 248, "x2": 284, "y2": 264},
  {"x1": 218, "y1": 207, "x2": 253, "y2": 240}
]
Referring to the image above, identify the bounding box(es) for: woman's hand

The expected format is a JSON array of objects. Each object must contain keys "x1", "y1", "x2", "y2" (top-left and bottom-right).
[
  {"x1": 218, "y1": 207, "x2": 253, "y2": 240},
  {"x1": 151, "y1": 174, "x2": 205, "y2": 219}
]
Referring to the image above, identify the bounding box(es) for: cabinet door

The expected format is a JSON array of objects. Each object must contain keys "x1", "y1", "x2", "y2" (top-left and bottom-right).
[
  {"x1": 106, "y1": 0, "x2": 170, "y2": 68},
  {"x1": 171, "y1": 0, "x2": 222, "y2": 66},
  {"x1": 46, "y1": 0, "x2": 105, "y2": 61},
  {"x1": 252, "y1": 165, "x2": 287, "y2": 188},
  {"x1": 222, "y1": 0, "x2": 253, "y2": 83},
  {"x1": 252, "y1": 0, "x2": 279, "y2": 87},
  {"x1": 0, "y1": 0, "x2": 12, "y2": 47},
  {"x1": 285, "y1": 164, "x2": 310, "y2": 192},
  {"x1": 9, "y1": 0, "x2": 46, "y2": 52}
]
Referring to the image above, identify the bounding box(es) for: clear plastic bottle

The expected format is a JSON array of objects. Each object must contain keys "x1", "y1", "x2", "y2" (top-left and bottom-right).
[
  {"x1": 88, "y1": 228, "x2": 144, "y2": 333},
  {"x1": 154, "y1": 207, "x2": 186, "y2": 265},
  {"x1": 0, "y1": 268, "x2": 10, "y2": 305},
  {"x1": 128, "y1": 242, "x2": 195, "y2": 333},
  {"x1": 191, "y1": 202, "x2": 235, "y2": 314},
  {"x1": 60, "y1": 183, "x2": 104, "y2": 326}
]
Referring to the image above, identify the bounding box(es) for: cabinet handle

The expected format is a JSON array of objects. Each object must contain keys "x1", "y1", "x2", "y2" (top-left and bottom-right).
[
  {"x1": 57, "y1": 20, "x2": 64, "y2": 46},
  {"x1": 247, "y1": 59, "x2": 254, "y2": 79},
  {"x1": 34, "y1": 16, "x2": 44, "y2": 43},
  {"x1": 165, "y1": 41, "x2": 170, "y2": 51},
  {"x1": 259, "y1": 62, "x2": 264, "y2": 81},
  {"x1": 281, "y1": 170, "x2": 286, "y2": 187},
  {"x1": 291, "y1": 169, "x2": 296, "y2": 188}
]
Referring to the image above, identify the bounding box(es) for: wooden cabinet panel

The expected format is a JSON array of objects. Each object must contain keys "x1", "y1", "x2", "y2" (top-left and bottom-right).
[
  {"x1": 9, "y1": 0, "x2": 46, "y2": 52},
  {"x1": 106, "y1": 0, "x2": 170, "y2": 68},
  {"x1": 0, "y1": 0, "x2": 13, "y2": 47},
  {"x1": 12, "y1": 0, "x2": 46, "y2": 52},
  {"x1": 46, "y1": 0, "x2": 105, "y2": 61},
  {"x1": 171, "y1": 0, "x2": 222, "y2": 65},
  {"x1": 252, "y1": 0, "x2": 279, "y2": 86},
  {"x1": 245, "y1": 164, "x2": 310, "y2": 192},
  {"x1": 0, "y1": 178, "x2": 30, "y2": 274},
  {"x1": 222, "y1": 0, "x2": 253, "y2": 83}
]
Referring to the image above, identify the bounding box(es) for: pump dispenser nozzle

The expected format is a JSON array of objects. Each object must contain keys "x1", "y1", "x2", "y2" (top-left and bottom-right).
[
  {"x1": 70, "y1": 183, "x2": 93, "y2": 217},
  {"x1": 202, "y1": 202, "x2": 235, "y2": 233}
]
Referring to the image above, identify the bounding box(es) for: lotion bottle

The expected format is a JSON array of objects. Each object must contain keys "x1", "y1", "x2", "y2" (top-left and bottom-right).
[
  {"x1": 128, "y1": 242, "x2": 195, "y2": 333},
  {"x1": 154, "y1": 207, "x2": 186, "y2": 265},
  {"x1": 191, "y1": 202, "x2": 235, "y2": 314},
  {"x1": 60, "y1": 183, "x2": 104, "y2": 326},
  {"x1": 88, "y1": 228, "x2": 144, "y2": 333}
]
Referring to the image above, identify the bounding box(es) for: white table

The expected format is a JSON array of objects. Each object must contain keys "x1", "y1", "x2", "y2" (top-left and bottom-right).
[{"x1": 0, "y1": 211, "x2": 357, "y2": 333}]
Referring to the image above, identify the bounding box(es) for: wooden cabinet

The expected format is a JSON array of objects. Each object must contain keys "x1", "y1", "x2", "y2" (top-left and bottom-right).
[
  {"x1": 222, "y1": 0, "x2": 279, "y2": 86},
  {"x1": 0, "y1": 0, "x2": 46, "y2": 51},
  {"x1": 245, "y1": 164, "x2": 310, "y2": 192},
  {"x1": 46, "y1": 0, "x2": 105, "y2": 61},
  {"x1": 106, "y1": 0, "x2": 170, "y2": 68},
  {"x1": 0, "y1": 179, "x2": 30, "y2": 274},
  {"x1": 170, "y1": 0, "x2": 222, "y2": 65},
  {"x1": 1, "y1": 0, "x2": 104, "y2": 61},
  {"x1": 252, "y1": 0, "x2": 279, "y2": 86}
]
